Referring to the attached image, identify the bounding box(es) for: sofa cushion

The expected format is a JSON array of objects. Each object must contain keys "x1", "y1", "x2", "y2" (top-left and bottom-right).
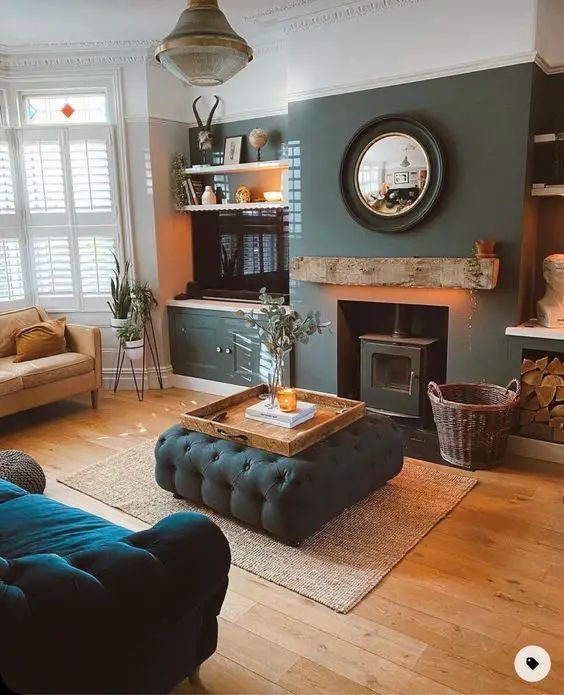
[
  {"x1": 0, "y1": 307, "x2": 43, "y2": 358},
  {"x1": 0, "y1": 352, "x2": 94, "y2": 389},
  {"x1": 14, "y1": 317, "x2": 67, "y2": 363},
  {"x1": 0, "y1": 482, "x2": 130, "y2": 559},
  {"x1": 0, "y1": 370, "x2": 23, "y2": 396}
]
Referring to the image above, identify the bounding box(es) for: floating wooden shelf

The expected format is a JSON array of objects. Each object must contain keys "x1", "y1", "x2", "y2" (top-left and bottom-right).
[
  {"x1": 291, "y1": 256, "x2": 500, "y2": 290},
  {"x1": 178, "y1": 202, "x2": 287, "y2": 213},
  {"x1": 534, "y1": 133, "x2": 564, "y2": 144},
  {"x1": 531, "y1": 185, "x2": 564, "y2": 197},
  {"x1": 184, "y1": 160, "x2": 289, "y2": 176}
]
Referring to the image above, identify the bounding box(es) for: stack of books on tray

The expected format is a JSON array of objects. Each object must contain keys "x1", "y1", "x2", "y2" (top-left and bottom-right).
[{"x1": 245, "y1": 400, "x2": 317, "y2": 429}]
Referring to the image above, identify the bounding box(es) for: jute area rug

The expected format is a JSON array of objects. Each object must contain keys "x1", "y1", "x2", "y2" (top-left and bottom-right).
[{"x1": 60, "y1": 440, "x2": 476, "y2": 613}]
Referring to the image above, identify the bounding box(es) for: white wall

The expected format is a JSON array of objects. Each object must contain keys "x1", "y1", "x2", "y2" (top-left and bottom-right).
[
  {"x1": 186, "y1": 43, "x2": 288, "y2": 124},
  {"x1": 286, "y1": 0, "x2": 539, "y2": 101}
]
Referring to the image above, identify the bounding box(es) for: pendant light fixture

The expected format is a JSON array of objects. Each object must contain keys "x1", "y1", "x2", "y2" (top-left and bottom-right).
[{"x1": 155, "y1": 0, "x2": 254, "y2": 87}]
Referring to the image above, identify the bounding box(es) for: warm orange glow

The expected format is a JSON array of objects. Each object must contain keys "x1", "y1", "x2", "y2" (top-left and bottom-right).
[
  {"x1": 324, "y1": 284, "x2": 471, "y2": 317},
  {"x1": 278, "y1": 388, "x2": 298, "y2": 412}
]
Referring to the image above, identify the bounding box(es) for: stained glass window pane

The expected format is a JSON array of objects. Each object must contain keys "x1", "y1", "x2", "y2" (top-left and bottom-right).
[{"x1": 23, "y1": 94, "x2": 108, "y2": 124}]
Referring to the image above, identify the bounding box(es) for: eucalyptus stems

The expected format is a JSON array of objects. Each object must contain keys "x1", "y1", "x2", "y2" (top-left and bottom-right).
[{"x1": 238, "y1": 288, "x2": 330, "y2": 407}]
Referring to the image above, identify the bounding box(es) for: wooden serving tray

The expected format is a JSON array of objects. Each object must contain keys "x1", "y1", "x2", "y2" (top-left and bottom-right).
[{"x1": 181, "y1": 384, "x2": 366, "y2": 457}]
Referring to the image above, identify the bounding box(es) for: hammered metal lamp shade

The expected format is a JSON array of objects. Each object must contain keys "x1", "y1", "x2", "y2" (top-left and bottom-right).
[{"x1": 155, "y1": 0, "x2": 253, "y2": 87}]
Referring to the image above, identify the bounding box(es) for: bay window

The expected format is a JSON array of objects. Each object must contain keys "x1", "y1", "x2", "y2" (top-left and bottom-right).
[{"x1": 0, "y1": 89, "x2": 120, "y2": 312}]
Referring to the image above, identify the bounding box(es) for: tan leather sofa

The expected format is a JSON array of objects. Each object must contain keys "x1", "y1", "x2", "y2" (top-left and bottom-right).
[{"x1": 0, "y1": 306, "x2": 102, "y2": 418}]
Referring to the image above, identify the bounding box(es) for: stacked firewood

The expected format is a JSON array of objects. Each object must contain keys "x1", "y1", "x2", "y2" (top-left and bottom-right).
[{"x1": 520, "y1": 356, "x2": 564, "y2": 442}]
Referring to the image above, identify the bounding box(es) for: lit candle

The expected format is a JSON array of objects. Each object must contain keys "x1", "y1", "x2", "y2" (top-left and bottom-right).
[{"x1": 278, "y1": 388, "x2": 297, "y2": 412}]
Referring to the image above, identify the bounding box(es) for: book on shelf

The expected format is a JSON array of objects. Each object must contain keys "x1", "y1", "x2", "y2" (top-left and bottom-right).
[
  {"x1": 188, "y1": 178, "x2": 199, "y2": 204},
  {"x1": 245, "y1": 400, "x2": 317, "y2": 429}
]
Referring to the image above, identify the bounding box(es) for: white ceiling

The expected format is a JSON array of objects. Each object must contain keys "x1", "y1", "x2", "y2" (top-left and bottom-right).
[{"x1": 0, "y1": 0, "x2": 345, "y2": 47}]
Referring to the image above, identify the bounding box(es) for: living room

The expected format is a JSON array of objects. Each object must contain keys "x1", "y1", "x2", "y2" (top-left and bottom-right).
[{"x1": 0, "y1": 1, "x2": 562, "y2": 693}]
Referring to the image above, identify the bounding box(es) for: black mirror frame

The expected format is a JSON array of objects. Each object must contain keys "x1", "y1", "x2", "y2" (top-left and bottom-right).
[{"x1": 340, "y1": 115, "x2": 445, "y2": 233}]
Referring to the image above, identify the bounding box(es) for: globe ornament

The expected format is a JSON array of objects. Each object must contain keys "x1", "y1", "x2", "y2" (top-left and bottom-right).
[{"x1": 249, "y1": 128, "x2": 269, "y2": 161}]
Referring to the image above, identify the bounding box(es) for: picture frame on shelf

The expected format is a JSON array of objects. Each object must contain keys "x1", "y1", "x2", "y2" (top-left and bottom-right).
[{"x1": 223, "y1": 135, "x2": 244, "y2": 165}]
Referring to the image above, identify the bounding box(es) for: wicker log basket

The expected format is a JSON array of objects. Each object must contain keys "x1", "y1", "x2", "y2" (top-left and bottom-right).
[{"x1": 428, "y1": 380, "x2": 520, "y2": 469}]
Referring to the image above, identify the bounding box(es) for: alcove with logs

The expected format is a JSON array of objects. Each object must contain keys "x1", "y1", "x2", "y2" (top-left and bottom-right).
[{"x1": 519, "y1": 353, "x2": 564, "y2": 442}]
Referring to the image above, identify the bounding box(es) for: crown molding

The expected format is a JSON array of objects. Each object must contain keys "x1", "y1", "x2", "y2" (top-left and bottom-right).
[
  {"x1": 0, "y1": 40, "x2": 157, "y2": 71},
  {"x1": 288, "y1": 49, "x2": 538, "y2": 102},
  {"x1": 282, "y1": 0, "x2": 423, "y2": 34}
]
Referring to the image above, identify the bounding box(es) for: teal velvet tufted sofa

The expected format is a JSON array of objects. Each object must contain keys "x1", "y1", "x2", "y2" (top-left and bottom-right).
[{"x1": 0, "y1": 479, "x2": 230, "y2": 694}]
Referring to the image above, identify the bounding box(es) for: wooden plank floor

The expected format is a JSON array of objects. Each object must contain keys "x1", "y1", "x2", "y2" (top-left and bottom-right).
[{"x1": 0, "y1": 388, "x2": 562, "y2": 695}]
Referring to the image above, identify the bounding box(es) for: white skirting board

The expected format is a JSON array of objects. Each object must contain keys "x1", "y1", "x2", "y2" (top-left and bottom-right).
[
  {"x1": 507, "y1": 435, "x2": 563, "y2": 465},
  {"x1": 102, "y1": 365, "x2": 174, "y2": 391},
  {"x1": 169, "y1": 374, "x2": 246, "y2": 397}
]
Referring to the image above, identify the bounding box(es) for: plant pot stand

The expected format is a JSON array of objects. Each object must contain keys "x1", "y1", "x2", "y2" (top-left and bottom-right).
[{"x1": 112, "y1": 315, "x2": 164, "y2": 401}]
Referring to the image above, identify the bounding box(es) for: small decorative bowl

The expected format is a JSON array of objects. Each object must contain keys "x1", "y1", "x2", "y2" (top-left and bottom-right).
[{"x1": 264, "y1": 191, "x2": 283, "y2": 202}]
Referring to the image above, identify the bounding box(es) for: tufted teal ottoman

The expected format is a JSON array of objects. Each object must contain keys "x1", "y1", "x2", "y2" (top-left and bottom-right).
[{"x1": 155, "y1": 415, "x2": 403, "y2": 545}]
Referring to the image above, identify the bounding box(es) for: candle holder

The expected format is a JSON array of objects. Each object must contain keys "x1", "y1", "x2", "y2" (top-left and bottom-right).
[{"x1": 278, "y1": 388, "x2": 298, "y2": 412}]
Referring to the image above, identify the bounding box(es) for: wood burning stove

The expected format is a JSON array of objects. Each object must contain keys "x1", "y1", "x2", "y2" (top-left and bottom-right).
[{"x1": 359, "y1": 305, "x2": 444, "y2": 422}]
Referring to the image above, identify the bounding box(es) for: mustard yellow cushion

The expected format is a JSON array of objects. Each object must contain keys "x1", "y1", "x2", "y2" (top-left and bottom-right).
[
  {"x1": 0, "y1": 307, "x2": 44, "y2": 357},
  {"x1": 14, "y1": 317, "x2": 67, "y2": 363}
]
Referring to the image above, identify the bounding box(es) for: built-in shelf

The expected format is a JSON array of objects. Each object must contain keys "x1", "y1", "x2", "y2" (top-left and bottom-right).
[
  {"x1": 184, "y1": 160, "x2": 289, "y2": 176},
  {"x1": 178, "y1": 202, "x2": 287, "y2": 213},
  {"x1": 531, "y1": 185, "x2": 564, "y2": 197},
  {"x1": 291, "y1": 256, "x2": 500, "y2": 290},
  {"x1": 506, "y1": 321, "x2": 564, "y2": 341}
]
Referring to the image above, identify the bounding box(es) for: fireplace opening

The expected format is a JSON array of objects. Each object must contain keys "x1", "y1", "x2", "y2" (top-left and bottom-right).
[{"x1": 338, "y1": 300, "x2": 448, "y2": 428}]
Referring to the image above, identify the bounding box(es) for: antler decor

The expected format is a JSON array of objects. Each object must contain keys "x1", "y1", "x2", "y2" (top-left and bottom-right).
[{"x1": 193, "y1": 95, "x2": 220, "y2": 165}]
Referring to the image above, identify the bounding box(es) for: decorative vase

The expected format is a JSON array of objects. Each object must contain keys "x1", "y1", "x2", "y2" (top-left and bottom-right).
[
  {"x1": 202, "y1": 186, "x2": 217, "y2": 205},
  {"x1": 110, "y1": 317, "x2": 128, "y2": 338},
  {"x1": 266, "y1": 350, "x2": 285, "y2": 408},
  {"x1": 124, "y1": 339, "x2": 144, "y2": 362}
]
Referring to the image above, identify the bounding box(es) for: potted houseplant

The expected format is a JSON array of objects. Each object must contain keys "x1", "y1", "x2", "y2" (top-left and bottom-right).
[
  {"x1": 238, "y1": 288, "x2": 330, "y2": 408},
  {"x1": 108, "y1": 254, "x2": 132, "y2": 336},
  {"x1": 116, "y1": 320, "x2": 144, "y2": 362},
  {"x1": 131, "y1": 281, "x2": 158, "y2": 325}
]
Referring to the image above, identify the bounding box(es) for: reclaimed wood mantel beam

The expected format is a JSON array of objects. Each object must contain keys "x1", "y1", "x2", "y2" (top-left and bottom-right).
[{"x1": 291, "y1": 256, "x2": 500, "y2": 290}]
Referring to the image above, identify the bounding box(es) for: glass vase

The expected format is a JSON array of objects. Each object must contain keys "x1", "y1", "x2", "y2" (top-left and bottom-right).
[{"x1": 266, "y1": 351, "x2": 284, "y2": 408}]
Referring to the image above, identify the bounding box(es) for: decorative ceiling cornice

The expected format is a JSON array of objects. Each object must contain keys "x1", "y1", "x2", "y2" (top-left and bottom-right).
[
  {"x1": 281, "y1": 0, "x2": 423, "y2": 33},
  {"x1": 244, "y1": 0, "x2": 318, "y2": 22},
  {"x1": 0, "y1": 39, "x2": 157, "y2": 71}
]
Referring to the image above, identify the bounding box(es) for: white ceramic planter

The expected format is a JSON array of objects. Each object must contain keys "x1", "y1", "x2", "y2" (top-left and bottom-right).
[
  {"x1": 124, "y1": 339, "x2": 144, "y2": 362},
  {"x1": 110, "y1": 317, "x2": 129, "y2": 338}
]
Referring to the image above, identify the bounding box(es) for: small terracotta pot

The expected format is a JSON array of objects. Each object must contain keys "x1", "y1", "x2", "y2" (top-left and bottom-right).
[{"x1": 475, "y1": 240, "x2": 496, "y2": 258}]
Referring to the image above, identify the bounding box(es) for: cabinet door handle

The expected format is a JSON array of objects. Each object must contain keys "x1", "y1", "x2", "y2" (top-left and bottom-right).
[
  {"x1": 216, "y1": 346, "x2": 223, "y2": 353},
  {"x1": 225, "y1": 347, "x2": 233, "y2": 355}
]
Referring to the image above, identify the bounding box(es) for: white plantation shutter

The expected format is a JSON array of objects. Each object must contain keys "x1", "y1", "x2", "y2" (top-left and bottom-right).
[
  {"x1": 0, "y1": 239, "x2": 25, "y2": 302},
  {"x1": 78, "y1": 235, "x2": 114, "y2": 297},
  {"x1": 70, "y1": 138, "x2": 112, "y2": 213},
  {"x1": 23, "y1": 140, "x2": 66, "y2": 214},
  {"x1": 33, "y1": 236, "x2": 74, "y2": 297},
  {"x1": 18, "y1": 125, "x2": 119, "y2": 311},
  {"x1": 0, "y1": 140, "x2": 16, "y2": 215},
  {"x1": 0, "y1": 129, "x2": 27, "y2": 306}
]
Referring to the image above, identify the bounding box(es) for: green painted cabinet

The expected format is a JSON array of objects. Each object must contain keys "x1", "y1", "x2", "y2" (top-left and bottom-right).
[{"x1": 168, "y1": 306, "x2": 272, "y2": 386}]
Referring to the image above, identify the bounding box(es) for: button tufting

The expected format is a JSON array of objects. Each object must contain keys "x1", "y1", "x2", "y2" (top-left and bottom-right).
[{"x1": 213, "y1": 453, "x2": 220, "y2": 461}]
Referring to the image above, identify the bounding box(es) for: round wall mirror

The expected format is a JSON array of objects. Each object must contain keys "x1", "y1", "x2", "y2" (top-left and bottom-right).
[{"x1": 341, "y1": 116, "x2": 444, "y2": 233}]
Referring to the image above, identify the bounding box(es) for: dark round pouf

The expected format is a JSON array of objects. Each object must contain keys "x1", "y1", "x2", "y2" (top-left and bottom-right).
[{"x1": 0, "y1": 450, "x2": 46, "y2": 494}]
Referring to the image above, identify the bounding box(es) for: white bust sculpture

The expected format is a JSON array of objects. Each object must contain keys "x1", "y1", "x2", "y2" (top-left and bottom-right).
[{"x1": 537, "y1": 254, "x2": 564, "y2": 329}]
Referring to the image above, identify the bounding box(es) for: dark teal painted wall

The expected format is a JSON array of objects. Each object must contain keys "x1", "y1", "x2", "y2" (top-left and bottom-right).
[
  {"x1": 189, "y1": 114, "x2": 288, "y2": 165},
  {"x1": 288, "y1": 64, "x2": 536, "y2": 391}
]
